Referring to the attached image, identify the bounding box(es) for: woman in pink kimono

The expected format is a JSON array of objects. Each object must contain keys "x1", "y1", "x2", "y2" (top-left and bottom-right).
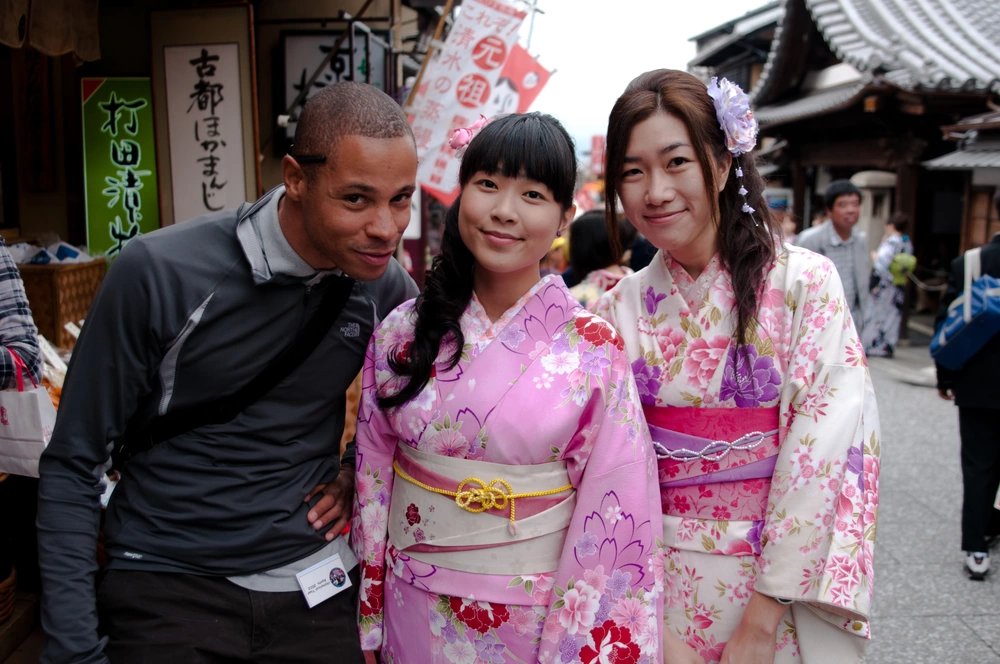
[
  {"x1": 351, "y1": 113, "x2": 663, "y2": 663},
  {"x1": 593, "y1": 70, "x2": 880, "y2": 663}
]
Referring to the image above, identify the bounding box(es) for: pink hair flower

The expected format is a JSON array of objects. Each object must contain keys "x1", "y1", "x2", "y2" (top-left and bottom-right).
[{"x1": 449, "y1": 115, "x2": 490, "y2": 152}]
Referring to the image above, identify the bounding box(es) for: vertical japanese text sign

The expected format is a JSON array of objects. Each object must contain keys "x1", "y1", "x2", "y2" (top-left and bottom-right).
[
  {"x1": 281, "y1": 29, "x2": 391, "y2": 148},
  {"x1": 409, "y1": 0, "x2": 526, "y2": 205},
  {"x1": 164, "y1": 44, "x2": 247, "y2": 224},
  {"x1": 81, "y1": 78, "x2": 160, "y2": 258}
]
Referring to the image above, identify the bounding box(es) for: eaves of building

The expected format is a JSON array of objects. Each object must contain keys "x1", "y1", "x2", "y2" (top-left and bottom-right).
[{"x1": 749, "y1": 0, "x2": 1000, "y2": 127}]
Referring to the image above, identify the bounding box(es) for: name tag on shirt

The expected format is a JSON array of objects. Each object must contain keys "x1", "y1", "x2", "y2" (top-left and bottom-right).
[{"x1": 295, "y1": 553, "x2": 352, "y2": 608}]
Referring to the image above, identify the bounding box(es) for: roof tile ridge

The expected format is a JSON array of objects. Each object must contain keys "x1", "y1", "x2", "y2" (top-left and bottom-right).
[{"x1": 921, "y1": 0, "x2": 1000, "y2": 91}]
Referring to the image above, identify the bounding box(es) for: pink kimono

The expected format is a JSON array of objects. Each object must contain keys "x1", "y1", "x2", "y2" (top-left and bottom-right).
[
  {"x1": 351, "y1": 276, "x2": 663, "y2": 663},
  {"x1": 595, "y1": 246, "x2": 880, "y2": 663}
]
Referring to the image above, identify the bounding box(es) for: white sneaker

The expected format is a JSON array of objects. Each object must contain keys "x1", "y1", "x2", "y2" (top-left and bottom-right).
[{"x1": 965, "y1": 551, "x2": 990, "y2": 580}]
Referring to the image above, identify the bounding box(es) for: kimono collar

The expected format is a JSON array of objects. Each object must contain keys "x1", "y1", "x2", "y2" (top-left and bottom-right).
[{"x1": 465, "y1": 274, "x2": 565, "y2": 349}]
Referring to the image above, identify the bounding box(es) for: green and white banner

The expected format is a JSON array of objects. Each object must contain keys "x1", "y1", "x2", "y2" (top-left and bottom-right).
[{"x1": 82, "y1": 77, "x2": 160, "y2": 258}]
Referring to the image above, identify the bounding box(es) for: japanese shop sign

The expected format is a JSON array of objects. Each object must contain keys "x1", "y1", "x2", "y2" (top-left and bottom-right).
[
  {"x1": 81, "y1": 77, "x2": 160, "y2": 258},
  {"x1": 163, "y1": 43, "x2": 246, "y2": 223},
  {"x1": 280, "y1": 27, "x2": 391, "y2": 152},
  {"x1": 408, "y1": 0, "x2": 526, "y2": 205}
]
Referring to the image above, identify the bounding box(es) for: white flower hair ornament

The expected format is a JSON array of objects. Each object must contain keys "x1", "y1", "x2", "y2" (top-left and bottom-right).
[{"x1": 706, "y1": 77, "x2": 760, "y2": 225}]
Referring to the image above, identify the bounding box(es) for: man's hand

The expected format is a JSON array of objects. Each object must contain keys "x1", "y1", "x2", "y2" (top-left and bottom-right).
[
  {"x1": 305, "y1": 466, "x2": 356, "y2": 540},
  {"x1": 938, "y1": 387, "x2": 954, "y2": 401}
]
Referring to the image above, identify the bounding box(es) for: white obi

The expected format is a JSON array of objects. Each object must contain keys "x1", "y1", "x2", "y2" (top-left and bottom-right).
[{"x1": 388, "y1": 444, "x2": 576, "y2": 575}]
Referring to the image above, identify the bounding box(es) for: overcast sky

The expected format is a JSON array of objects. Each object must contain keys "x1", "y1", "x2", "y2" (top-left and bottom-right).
[{"x1": 519, "y1": 0, "x2": 772, "y2": 152}]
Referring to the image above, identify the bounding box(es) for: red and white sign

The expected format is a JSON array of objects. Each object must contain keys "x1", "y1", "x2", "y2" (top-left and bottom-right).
[
  {"x1": 500, "y1": 44, "x2": 551, "y2": 113},
  {"x1": 590, "y1": 135, "x2": 605, "y2": 177},
  {"x1": 408, "y1": 0, "x2": 526, "y2": 205}
]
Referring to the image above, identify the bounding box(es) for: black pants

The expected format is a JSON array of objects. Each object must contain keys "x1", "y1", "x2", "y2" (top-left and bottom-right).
[
  {"x1": 0, "y1": 475, "x2": 39, "y2": 589},
  {"x1": 98, "y1": 568, "x2": 364, "y2": 664},
  {"x1": 959, "y1": 407, "x2": 1000, "y2": 552}
]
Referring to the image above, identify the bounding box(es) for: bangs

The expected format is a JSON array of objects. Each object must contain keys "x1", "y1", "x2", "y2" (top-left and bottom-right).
[{"x1": 459, "y1": 113, "x2": 576, "y2": 209}]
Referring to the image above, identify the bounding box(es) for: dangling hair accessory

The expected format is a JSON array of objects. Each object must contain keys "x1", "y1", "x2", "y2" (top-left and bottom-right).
[
  {"x1": 449, "y1": 115, "x2": 490, "y2": 156},
  {"x1": 706, "y1": 77, "x2": 760, "y2": 227}
]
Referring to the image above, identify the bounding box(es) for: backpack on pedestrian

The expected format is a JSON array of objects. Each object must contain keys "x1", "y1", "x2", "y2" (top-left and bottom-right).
[{"x1": 930, "y1": 246, "x2": 1000, "y2": 370}]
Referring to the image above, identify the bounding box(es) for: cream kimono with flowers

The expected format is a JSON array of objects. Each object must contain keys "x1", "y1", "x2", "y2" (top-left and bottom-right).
[
  {"x1": 595, "y1": 246, "x2": 880, "y2": 664},
  {"x1": 351, "y1": 276, "x2": 663, "y2": 664}
]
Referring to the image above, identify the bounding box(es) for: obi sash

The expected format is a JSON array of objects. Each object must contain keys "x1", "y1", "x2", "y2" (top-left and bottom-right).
[
  {"x1": 645, "y1": 406, "x2": 779, "y2": 554},
  {"x1": 388, "y1": 444, "x2": 576, "y2": 575}
]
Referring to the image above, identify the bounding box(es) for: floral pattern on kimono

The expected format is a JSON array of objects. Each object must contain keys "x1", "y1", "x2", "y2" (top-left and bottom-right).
[
  {"x1": 594, "y1": 247, "x2": 880, "y2": 663},
  {"x1": 351, "y1": 275, "x2": 663, "y2": 663}
]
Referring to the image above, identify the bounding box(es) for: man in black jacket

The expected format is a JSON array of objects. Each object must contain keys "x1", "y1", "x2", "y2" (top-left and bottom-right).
[
  {"x1": 935, "y1": 208, "x2": 1000, "y2": 581},
  {"x1": 37, "y1": 82, "x2": 419, "y2": 663}
]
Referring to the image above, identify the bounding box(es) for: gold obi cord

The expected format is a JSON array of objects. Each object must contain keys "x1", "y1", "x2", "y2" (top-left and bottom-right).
[{"x1": 392, "y1": 459, "x2": 573, "y2": 532}]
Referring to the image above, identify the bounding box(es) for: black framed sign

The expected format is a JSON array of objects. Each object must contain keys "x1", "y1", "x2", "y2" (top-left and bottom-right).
[{"x1": 276, "y1": 26, "x2": 391, "y2": 155}]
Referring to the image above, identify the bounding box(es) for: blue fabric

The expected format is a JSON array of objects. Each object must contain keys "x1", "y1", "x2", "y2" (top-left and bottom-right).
[{"x1": 931, "y1": 272, "x2": 1000, "y2": 370}]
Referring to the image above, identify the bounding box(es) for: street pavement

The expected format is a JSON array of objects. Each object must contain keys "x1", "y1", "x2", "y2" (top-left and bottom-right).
[{"x1": 862, "y1": 318, "x2": 1000, "y2": 663}]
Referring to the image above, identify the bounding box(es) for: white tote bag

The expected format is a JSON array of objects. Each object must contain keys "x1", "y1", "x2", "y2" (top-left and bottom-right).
[{"x1": 0, "y1": 349, "x2": 57, "y2": 477}]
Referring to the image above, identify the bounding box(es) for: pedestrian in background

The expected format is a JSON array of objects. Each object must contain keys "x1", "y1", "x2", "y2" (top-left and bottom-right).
[
  {"x1": 935, "y1": 211, "x2": 1000, "y2": 581},
  {"x1": 863, "y1": 212, "x2": 915, "y2": 358},
  {"x1": 36, "y1": 82, "x2": 419, "y2": 663},
  {"x1": 568, "y1": 209, "x2": 635, "y2": 310},
  {"x1": 795, "y1": 179, "x2": 870, "y2": 336},
  {"x1": 0, "y1": 236, "x2": 43, "y2": 613},
  {"x1": 539, "y1": 234, "x2": 568, "y2": 278},
  {"x1": 596, "y1": 68, "x2": 880, "y2": 663}
]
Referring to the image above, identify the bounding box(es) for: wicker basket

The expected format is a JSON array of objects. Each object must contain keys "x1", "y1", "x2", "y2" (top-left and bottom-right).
[{"x1": 20, "y1": 260, "x2": 107, "y2": 349}]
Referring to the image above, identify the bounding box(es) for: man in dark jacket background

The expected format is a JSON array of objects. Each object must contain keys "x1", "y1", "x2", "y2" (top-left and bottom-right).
[{"x1": 935, "y1": 197, "x2": 1000, "y2": 581}]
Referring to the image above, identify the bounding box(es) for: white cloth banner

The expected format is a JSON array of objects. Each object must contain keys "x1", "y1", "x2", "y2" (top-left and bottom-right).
[
  {"x1": 409, "y1": 0, "x2": 526, "y2": 205},
  {"x1": 164, "y1": 43, "x2": 247, "y2": 223}
]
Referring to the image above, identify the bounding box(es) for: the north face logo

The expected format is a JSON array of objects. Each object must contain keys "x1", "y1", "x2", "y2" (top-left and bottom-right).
[{"x1": 340, "y1": 322, "x2": 361, "y2": 338}]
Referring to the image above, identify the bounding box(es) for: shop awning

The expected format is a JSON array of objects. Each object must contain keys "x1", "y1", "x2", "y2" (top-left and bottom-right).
[{"x1": 923, "y1": 144, "x2": 1000, "y2": 170}]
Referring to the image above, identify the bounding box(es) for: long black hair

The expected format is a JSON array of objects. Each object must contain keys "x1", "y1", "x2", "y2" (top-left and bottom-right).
[
  {"x1": 604, "y1": 69, "x2": 776, "y2": 350},
  {"x1": 378, "y1": 112, "x2": 577, "y2": 409}
]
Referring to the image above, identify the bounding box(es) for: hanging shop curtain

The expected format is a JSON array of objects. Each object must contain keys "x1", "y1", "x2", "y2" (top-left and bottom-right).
[{"x1": 0, "y1": 0, "x2": 99, "y2": 62}]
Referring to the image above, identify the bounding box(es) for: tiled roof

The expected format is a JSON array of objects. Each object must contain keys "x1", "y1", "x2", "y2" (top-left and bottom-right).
[
  {"x1": 688, "y1": 3, "x2": 782, "y2": 69},
  {"x1": 754, "y1": 81, "x2": 868, "y2": 126},
  {"x1": 748, "y1": 0, "x2": 1000, "y2": 125},
  {"x1": 923, "y1": 140, "x2": 1000, "y2": 170},
  {"x1": 806, "y1": 0, "x2": 1000, "y2": 94},
  {"x1": 747, "y1": 0, "x2": 795, "y2": 105},
  {"x1": 941, "y1": 111, "x2": 1000, "y2": 133}
]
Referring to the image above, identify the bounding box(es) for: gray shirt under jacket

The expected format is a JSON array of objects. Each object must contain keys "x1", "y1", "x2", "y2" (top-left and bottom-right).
[{"x1": 35, "y1": 186, "x2": 417, "y2": 664}]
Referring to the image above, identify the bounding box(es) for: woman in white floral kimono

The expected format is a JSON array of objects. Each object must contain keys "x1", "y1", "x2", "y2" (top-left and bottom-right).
[
  {"x1": 351, "y1": 113, "x2": 663, "y2": 663},
  {"x1": 593, "y1": 70, "x2": 880, "y2": 663}
]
